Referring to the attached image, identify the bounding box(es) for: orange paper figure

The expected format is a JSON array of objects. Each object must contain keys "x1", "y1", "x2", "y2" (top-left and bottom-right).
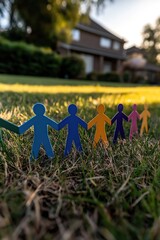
[
  {"x1": 88, "y1": 104, "x2": 111, "y2": 146},
  {"x1": 140, "y1": 104, "x2": 151, "y2": 136}
]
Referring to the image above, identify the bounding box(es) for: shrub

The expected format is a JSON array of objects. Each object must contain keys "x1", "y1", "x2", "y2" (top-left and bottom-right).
[
  {"x1": 60, "y1": 55, "x2": 85, "y2": 79},
  {"x1": 86, "y1": 72, "x2": 99, "y2": 81},
  {"x1": 0, "y1": 37, "x2": 61, "y2": 77},
  {"x1": 123, "y1": 71, "x2": 131, "y2": 83},
  {"x1": 98, "y1": 72, "x2": 121, "y2": 82}
]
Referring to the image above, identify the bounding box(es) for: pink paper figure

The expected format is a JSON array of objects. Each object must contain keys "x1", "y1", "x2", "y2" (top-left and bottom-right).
[{"x1": 128, "y1": 104, "x2": 140, "y2": 140}]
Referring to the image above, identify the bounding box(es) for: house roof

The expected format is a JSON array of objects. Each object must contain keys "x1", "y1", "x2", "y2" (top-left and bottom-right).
[
  {"x1": 126, "y1": 46, "x2": 145, "y2": 55},
  {"x1": 77, "y1": 18, "x2": 125, "y2": 43},
  {"x1": 59, "y1": 42, "x2": 126, "y2": 60},
  {"x1": 144, "y1": 63, "x2": 160, "y2": 72},
  {"x1": 125, "y1": 46, "x2": 160, "y2": 72}
]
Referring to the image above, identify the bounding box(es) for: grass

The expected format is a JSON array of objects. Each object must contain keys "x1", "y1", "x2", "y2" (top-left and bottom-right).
[{"x1": 0, "y1": 74, "x2": 160, "y2": 239}]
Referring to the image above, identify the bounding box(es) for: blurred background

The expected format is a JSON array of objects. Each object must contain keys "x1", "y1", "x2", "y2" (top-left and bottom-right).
[{"x1": 0, "y1": 0, "x2": 160, "y2": 84}]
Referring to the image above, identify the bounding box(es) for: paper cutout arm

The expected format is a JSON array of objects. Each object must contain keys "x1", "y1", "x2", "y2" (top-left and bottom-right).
[
  {"x1": 140, "y1": 112, "x2": 144, "y2": 120},
  {"x1": 147, "y1": 111, "x2": 151, "y2": 118},
  {"x1": 0, "y1": 118, "x2": 19, "y2": 134},
  {"x1": 128, "y1": 112, "x2": 133, "y2": 121},
  {"x1": 122, "y1": 113, "x2": 128, "y2": 121},
  {"x1": 59, "y1": 117, "x2": 69, "y2": 130},
  {"x1": 78, "y1": 118, "x2": 87, "y2": 130},
  {"x1": 45, "y1": 116, "x2": 59, "y2": 130},
  {"x1": 111, "y1": 113, "x2": 118, "y2": 125},
  {"x1": 104, "y1": 115, "x2": 111, "y2": 125},
  {"x1": 19, "y1": 118, "x2": 35, "y2": 134},
  {"x1": 88, "y1": 116, "x2": 98, "y2": 129},
  {"x1": 137, "y1": 112, "x2": 140, "y2": 119}
]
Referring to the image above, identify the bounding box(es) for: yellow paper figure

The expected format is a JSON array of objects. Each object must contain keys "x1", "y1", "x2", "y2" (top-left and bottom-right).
[
  {"x1": 140, "y1": 104, "x2": 151, "y2": 136},
  {"x1": 88, "y1": 104, "x2": 111, "y2": 147}
]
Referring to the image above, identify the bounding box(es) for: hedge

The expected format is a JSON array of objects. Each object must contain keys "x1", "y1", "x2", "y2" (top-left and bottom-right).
[
  {"x1": 0, "y1": 37, "x2": 61, "y2": 77},
  {"x1": 60, "y1": 55, "x2": 85, "y2": 79}
]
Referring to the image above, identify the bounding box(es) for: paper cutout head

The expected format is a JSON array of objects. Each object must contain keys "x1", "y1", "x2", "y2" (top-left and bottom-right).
[
  {"x1": 33, "y1": 103, "x2": 46, "y2": 115},
  {"x1": 118, "y1": 103, "x2": 123, "y2": 112},
  {"x1": 133, "y1": 104, "x2": 137, "y2": 111},
  {"x1": 97, "y1": 104, "x2": 105, "y2": 114},
  {"x1": 68, "y1": 104, "x2": 78, "y2": 115}
]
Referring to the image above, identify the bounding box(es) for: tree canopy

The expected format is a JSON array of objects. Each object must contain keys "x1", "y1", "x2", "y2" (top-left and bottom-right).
[
  {"x1": 142, "y1": 17, "x2": 160, "y2": 65},
  {"x1": 0, "y1": 0, "x2": 112, "y2": 47}
]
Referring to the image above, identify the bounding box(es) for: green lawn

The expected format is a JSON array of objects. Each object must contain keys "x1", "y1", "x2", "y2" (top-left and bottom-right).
[
  {"x1": 0, "y1": 74, "x2": 160, "y2": 240},
  {"x1": 0, "y1": 73, "x2": 147, "y2": 86}
]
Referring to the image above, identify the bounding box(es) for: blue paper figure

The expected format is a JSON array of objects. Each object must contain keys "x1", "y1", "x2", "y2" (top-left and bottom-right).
[
  {"x1": 19, "y1": 103, "x2": 58, "y2": 160},
  {"x1": 59, "y1": 104, "x2": 87, "y2": 156},
  {"x1": 111, "y1": 104, "x2": 128, "y2": 143}
]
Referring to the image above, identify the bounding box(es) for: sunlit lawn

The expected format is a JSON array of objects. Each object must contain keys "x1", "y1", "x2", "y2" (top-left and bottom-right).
[
  {"x1": 0, "y1": 74, "x2": 160, "y2": 240},
  {"x1": 0, "y1": 74, "x2": 160, "y2": 106}
]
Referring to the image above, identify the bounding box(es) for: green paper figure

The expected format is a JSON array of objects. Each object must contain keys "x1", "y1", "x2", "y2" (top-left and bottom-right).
[{"x1": 0, "y1": 118, "x2": 19, "y2": 141}]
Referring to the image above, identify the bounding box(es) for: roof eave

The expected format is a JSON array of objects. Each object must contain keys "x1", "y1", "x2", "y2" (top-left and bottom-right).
[{"x1": 59, "y1": 43, "x2": 126, "y2": 60}]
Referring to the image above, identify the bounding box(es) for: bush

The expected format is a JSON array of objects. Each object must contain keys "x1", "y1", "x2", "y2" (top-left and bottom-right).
[
  {"x1": 123, "y1": 71, "x2": 131, "y2": 83},
  {"x1": 131, "y1": 75, "x2": 146, "y2": 84},
  {"x1": 0, "y1": 37, "x2": 61, "y2": 77},
  {"x1": 98, "y1": 72, "x2": 121, "y2": 82},
  {"x1": 86, "y1": 72, "x2": 99, "y2": 81},
  {"x1": 60, "y1": 55, "x2": 85, "y2": 79}
]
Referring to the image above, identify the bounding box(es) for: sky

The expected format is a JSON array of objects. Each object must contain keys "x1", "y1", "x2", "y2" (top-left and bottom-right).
[{"x1": 91, "y1": 0, "x2": 160, "y2": 48}]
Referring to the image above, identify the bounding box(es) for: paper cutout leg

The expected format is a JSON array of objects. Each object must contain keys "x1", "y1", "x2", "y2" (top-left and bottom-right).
[
  {"x1": 31, "y1": 138, "x2": 54, "y2": 160},
  {"x1": 120, "y1": 127, "x2": 125, "y2": 139},
  {"x1": 93, "y1": 132, "x2": 101, "y2": 147},
  {"x1": 19, "y1": 103, "x2": 58, "y2": 160},
  {"x1": 74, "y1": 134, "x2": 83, "y2": 152},
  {"x1": 31, "y1": 140, "x2": 41, "y2": 159},
  {"x1": 43, "y1": 139, "x2": 54, "y2": 158},
  {"x1": 113, "y1": 128, "x2": 119, "y2": 144},
  {"x1": 140, "y1": 122, "x2": 148, "y2": 136},
  {"x1": 129, "y1": 125, "x2": 139, "y2": 140},
  {"x1": 64, "y1": 137, "x2": 73, "y2": 156}
]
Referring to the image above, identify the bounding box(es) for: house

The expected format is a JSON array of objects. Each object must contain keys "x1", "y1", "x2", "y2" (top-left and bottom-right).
[
  {"x1": 58, "y1": 18, "x2": 126, "y2": 74},
  {"x1": 124, "y1": 46, "x2": 160, "y2": 83}
]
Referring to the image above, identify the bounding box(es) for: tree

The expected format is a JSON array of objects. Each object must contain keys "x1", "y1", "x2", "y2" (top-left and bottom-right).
[
  {"x1": 0, "y1": 0, "x2": 113, "y2": 47},
  {"x1": 142, "y1": 18, "x2": 160, "y2": 64}
]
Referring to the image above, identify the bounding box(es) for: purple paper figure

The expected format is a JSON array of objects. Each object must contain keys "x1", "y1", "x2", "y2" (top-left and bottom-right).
[
  {"x1": 111, "y1": 104, "x2": 128, "y2": 143},
  {"x1": 19, "y1": 103, "x2": 58, "y2": 160},
  {"x1": 128, "y1": 104, "x2": 140, "y2": 140},
  {"x1": 59, "y1": 104, "x2": 87, "y2": 156}
]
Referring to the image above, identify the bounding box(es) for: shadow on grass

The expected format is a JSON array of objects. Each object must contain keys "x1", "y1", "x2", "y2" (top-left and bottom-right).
[{"x1": 0, "y1": 74, "x2": 149, "y2": 87}]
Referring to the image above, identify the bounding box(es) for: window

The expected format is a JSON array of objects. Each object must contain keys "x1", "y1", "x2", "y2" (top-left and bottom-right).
[
  {"x1": 103, "y1": 62, "x2": 111, "y2": 73},
  {"x1": 72, "y1": 29, "x2": 80, "y2": 41},
  {"x1": 113, "y1": 41, "x2": 121, "y2": 50},
  {"x1": 80, "y1": 54, "x2": 94, "y2": 73},
  {"x1": 100, "y1": 37, "x2": 111, "y2": 48}
]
